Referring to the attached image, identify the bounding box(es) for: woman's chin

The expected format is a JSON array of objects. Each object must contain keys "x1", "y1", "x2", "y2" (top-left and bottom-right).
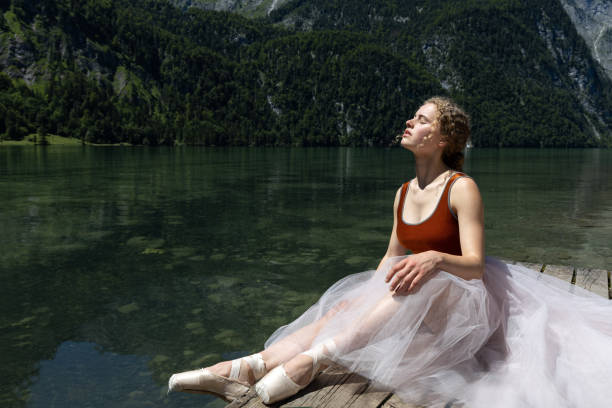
[{"x1": 400, "y1": 138, "x2": 415, "y2": 151}]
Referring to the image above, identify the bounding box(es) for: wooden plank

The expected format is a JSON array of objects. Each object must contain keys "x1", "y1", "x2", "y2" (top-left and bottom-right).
[
  {"x1": 379, "y1": 394, "x2": 421, "y2": 408},
  {"x1": 574, "y1": 267, "x2": 609, "y2": 298},
  {"x1": 227, "y1": 367, "x2": 400, "y2": 408},
  {"x1": 344, "y1": 386, "x2": 395, "y2": 408},
  {"x1": 227, "y1": 368, "x2": 454, "y2": 408},
  {"x1": 515, "y1": 261, "x2": 545, "y2": 272},
  {"x1": 226, "y1": 388, "x2": 265, "y2": 408},
  {"x1": 505, "y1": 261, "x2": 609, "y2": 299},
  {"x1": 540, "y1": 264, "x2": 575, "y2": 291},
  {"x1": 280, "y1": 367, "x2": 381, "y2": 408}
]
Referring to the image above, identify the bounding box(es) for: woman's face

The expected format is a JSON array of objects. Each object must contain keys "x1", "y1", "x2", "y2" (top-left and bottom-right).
[{"x1": 400, "y1": 103, "x2": 443, "y2": 152}]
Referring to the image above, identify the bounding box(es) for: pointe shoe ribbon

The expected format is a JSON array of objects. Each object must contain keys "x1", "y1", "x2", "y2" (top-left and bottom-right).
[
  {"x1": 256, "y1": 340, "x2": 336, "y2": 404},
  {"x1": 168, "y1": 353, "x2": 266, "y2": 402},
  {"x1": 231, "y1": 353, "x2": 267, "y2": 382}
]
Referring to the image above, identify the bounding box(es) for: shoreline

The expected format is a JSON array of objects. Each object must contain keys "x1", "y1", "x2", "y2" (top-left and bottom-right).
[
  {"x1": 1, "y1": 136, "x2": 610, "y2": 149},
  {"x1": 0, "y1": 134, "x2": 132, "y2": 146}
]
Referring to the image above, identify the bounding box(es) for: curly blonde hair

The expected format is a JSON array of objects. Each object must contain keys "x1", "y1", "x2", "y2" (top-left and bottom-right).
[{"x1": 424, "y1": 97, "x2": 471, "y2": 171}]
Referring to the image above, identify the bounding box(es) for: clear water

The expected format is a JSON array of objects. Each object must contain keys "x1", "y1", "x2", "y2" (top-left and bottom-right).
[{"x1": 1, "y1": 147, "x2": 611, "y2": 408}]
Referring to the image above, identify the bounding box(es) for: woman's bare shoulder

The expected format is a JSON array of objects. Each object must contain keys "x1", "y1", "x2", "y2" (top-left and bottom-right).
[
  {"x1": 450, "y1": 175, "x2": 482, "y2": 205},
  {"x1": 393, "y1": 185, "x2": 403, "y2": 209}
]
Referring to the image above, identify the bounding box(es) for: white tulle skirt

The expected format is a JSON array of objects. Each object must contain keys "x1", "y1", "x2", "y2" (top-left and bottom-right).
[{"x1": 264, "y1": 256, "x2": 612, "y2": 408}]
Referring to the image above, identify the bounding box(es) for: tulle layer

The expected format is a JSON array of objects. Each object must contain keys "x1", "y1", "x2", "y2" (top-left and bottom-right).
[{"x1": 264, "y1": 256, "x2": 612, "y2": 408}]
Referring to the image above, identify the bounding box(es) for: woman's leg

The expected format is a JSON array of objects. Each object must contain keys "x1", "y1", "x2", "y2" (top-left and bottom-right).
[
  {"x1": 275, "y1": 292, "x2": 404, "y2": 386},
  {"x1": 335, "y1": 292, "x2": 402, "y2": 352},
  {"x1": 180, "y1": 300, "x2": 350, "y2": 386},
  {"x1": 277, "y1": 285, "x2": 466, "y2": 388}
]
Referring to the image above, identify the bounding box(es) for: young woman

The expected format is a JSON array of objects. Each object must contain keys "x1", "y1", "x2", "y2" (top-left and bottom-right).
[{"x1": 169, "y1": 97, "x2": 612, "y2": 407}]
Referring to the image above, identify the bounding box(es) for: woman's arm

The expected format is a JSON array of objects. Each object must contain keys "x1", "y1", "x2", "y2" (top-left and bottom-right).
[
  {"x1": 377, "y1": 186, "x2": 408, "y2": 270},
  {"x1": 386, "y1": 177, "x2": 485, "y2": 295}
]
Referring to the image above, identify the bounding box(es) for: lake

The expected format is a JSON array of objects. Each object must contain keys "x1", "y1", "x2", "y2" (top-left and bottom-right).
[{"x1": 1, "y1": 147, "x2": 611, "y2": 408}]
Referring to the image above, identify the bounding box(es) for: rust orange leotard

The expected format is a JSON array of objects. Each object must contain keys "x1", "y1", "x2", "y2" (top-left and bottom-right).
[{"x1": 396, "y1": 172, "x2": 467, "y2": 255}]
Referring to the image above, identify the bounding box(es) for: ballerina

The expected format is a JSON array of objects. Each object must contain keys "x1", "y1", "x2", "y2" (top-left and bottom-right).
[{"x1": 168, "y1": 97, "x2": 612, "y2": 407}]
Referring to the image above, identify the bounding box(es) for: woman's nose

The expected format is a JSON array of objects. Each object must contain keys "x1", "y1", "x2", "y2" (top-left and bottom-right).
[{"x1": 406, "y1": 119, "x2": 413, "y2": 128}]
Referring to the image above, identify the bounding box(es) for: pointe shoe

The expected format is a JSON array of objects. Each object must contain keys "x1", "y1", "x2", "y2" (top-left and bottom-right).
[
  {"x1": 255, "y1": 340, "x2": 336, "y2": 404},
  {"x1": 168, "y1": 369, "x2": 249, "y2": 401},
  {"x1": 168, "y1": 353, "x2": 266, "y2": 401}
]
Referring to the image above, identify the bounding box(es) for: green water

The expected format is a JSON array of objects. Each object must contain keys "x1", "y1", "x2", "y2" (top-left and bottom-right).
[{"x1": 1, "y1": 147, "x2": 611, "y2": 408}]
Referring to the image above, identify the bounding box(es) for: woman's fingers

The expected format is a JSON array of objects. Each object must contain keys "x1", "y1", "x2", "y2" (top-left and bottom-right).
[
  {"x1": 394, "y1": 270, "x2": 419, "y2": 295},
  {"x1": 390, "y1": 266, "x2": 418, "y2": 294},
  {"x1": 407, "y1": 274, "x2": 421, "y2": 293},
  {"x1": 388, "y1": 259, "x2": 410, "y2": 287},
  {"x1": 388, "y1": 265, "x2": 404, "y2": 290},
  {"x1": 393, "y1": 278, "x2": 409, "y2": 295},
  {"x1": 386, "y1": 257, "x2": 430, "y2": 295},
  {"x1": 388, "y1": 260, "x2": 408, "y2": 288},
  {"x1": 385, "y1": 258, "x2": 408, "y2": 282},
  {"x1": 389, "y1": 272, "x2": 404, "y2": 291}
]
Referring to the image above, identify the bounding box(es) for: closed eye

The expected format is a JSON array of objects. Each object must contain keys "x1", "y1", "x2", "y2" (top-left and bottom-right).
[{"x1": 416, "y1": 114, "x2": 430, "y2": 123}]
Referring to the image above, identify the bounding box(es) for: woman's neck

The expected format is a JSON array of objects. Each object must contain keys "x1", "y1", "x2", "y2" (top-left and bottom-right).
[{"x1": 413, "y1": 156, "x2": 450, "y2": 190}]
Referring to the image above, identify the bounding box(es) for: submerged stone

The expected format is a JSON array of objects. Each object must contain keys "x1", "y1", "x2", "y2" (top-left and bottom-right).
[
  {"x1": 208, "y1": 276, "x2": 239, "y2": 289},
  {"x1": 170, "y1": 247, "x2": 196, "y2": 258},
  {"x1": 12, "y1": 316, "x2": 36, "y2": 326},
  {"x1": 190, "y1": 353, "x2": 221, "y2": 367},
  {"x1": 213, "y1": 329, "x2": 242, "y2": 348},
  {"x1": 344, "y1": 256, "x2": 370, "y2": 266},
  {"x1": 185, "y1": 322, "x2": 203, "y2": 330},
  {"x1": 142, "y1": 248, "x2": 165, "y2": 255},
  {"x1": 126, "y1": 236, "x2": 165, "y2": 249},
  {"x1": 209, "y1": 253, "x2": 227, "y2": 261},
  {"x1": 117, "y1": 302, "x2": 140, "y2": 314},
  {"x1": 151, "y1": 354, "x2": 170, "y2": 365},
  {"x1": 188, "y1": 255, "x2": 206, "y2": 261}
]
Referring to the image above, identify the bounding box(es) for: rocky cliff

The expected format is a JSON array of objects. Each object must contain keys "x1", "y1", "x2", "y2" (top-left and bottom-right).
[
  {"x1": 170, "y1": 0, "x2": 291, "y2": 16},
  {"x1": 559, "y1": 0, "x2": 612, "y2": 81}
]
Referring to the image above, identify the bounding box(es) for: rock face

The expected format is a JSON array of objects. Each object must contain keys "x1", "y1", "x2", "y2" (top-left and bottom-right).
[
  {"x1": 170, "y1": 0, "x2": 291, "y2": 16},
  {"x1": 559, "y1": 0, "x2": 612, "y2": 80}
]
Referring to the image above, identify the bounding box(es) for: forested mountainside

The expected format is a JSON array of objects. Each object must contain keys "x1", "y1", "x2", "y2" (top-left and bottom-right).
[{"x1": 1, "y1": 0, "x2": 611, "y2": 146}]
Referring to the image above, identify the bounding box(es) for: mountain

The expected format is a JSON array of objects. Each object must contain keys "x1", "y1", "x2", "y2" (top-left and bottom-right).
[
  {"x1": 1, "y1": 0, "x2": 611, "y2": 147},
  {"x1": 265, "y1": 0, "x2": 612, "y2": 146},
  {"x1": 179, "y1": 0, "x2": 612, "y2": 82},
  {"x1": 559, "y1": 0, "x2": 612, "y2": 81}
]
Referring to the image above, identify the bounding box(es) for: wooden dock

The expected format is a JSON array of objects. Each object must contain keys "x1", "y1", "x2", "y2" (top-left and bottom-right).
[{"x1": 226, "y1": 261, "x2": 611, "y2": 408}]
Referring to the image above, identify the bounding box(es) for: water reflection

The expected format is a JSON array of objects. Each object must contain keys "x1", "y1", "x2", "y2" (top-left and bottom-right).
[
  {"x1": 474, "y1": 149, "x2": 612, "y2": 265},
  {"x1": 0, "y1": 147, "x2": 611, "y2": 407},
  {"x1": 26, "y1": 341, "x2": 199, "y2": 408}
]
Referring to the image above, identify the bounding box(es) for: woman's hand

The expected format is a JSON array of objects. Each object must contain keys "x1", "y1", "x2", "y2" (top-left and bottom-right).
[{"x1": 385, "y1": 251, "x2": 442, "y2": 295}]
